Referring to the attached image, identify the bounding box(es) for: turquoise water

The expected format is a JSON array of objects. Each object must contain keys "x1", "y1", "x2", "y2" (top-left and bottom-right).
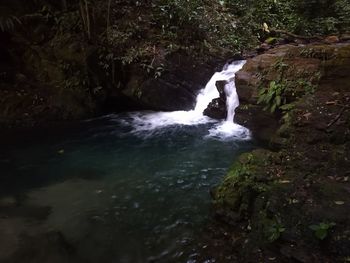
[{"x1": 0, "y1": 113, "x2": 254, "y2": 262}]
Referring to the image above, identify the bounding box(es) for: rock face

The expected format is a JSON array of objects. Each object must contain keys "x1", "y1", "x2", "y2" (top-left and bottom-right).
[
  {"x1": 1, "y1": 28, "x2": 221, "y2": 128},
  {"x1": 203, "y1": 80, "x2": 227, "y2": 119},
  {"x1": 212, "y1": 43, "x2": 350, "y2": 262},
  {"x1": 123, "y1": 52, "x2": 221, "y2": 111},
  {"x1": 234, "y1": 43, "x2": 350, "y2": 142}
]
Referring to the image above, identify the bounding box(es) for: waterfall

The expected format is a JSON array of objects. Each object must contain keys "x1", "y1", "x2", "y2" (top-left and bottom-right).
[
  {"x1": 194, "y1": 60, "x2": 245, "y2": 118},
  {"x1": 117, "y1": 60, "x2": 250, "y2": 140},
  {"x1": 225, "y1": 77, "x2": 240, "y2": 122}
]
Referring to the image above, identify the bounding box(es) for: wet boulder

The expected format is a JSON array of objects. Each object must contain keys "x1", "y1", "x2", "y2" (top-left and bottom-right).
[{"x1": 203, "y1": 80, "x2": 227, "y2": 120}]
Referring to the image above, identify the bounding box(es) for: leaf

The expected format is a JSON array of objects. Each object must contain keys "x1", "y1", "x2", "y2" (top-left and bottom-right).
[
  {"x1": 276, "y1": 88, "x2": 282, "y2": 96},
  {"x1": 319, "y1": 222, "x2": 328, "y2": 229},
  {"x1": 265, "y1": 37, "x2": 277, "y2": 44},
  {"x1": 257, "y1": 95, "x2": 265, "y2": 104},
  {"x1": 258, "y1": 88, "x2": 266, "y2": 96},
  {"x1": 265, "y1": 92, "x2": 274, "y2": 103},
  {"x1": 270, "y1": 103, "x2": 277, "y2": 113},
  {"x1": 280, "y1": 103, "x2": 295, "y2": 111},
  {"x1": 276, "y1": 95, "x2": 281, "y2": 106},
  {"x1": 315, "y1": 229, "x2": 328, "y2": 240}
]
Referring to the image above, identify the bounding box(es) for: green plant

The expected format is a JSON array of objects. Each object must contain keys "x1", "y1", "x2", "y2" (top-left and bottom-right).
[
  {"x1": 273, "y1": 58, "x2": 289, "y2": 72},
  {"x1": 141, "y1": 63, "x2": 164, "y2": 79},
  {"x1": 309, "y1": 222, "x2": 336, "y2": 240},
  {"x1": 266, "y1": 220, "x2": 286, "y2": 242},
  {"x1": 280, "y1": 103, "x2": 295, "y2": 123},
  {"x1": 257, "y1": 80, "x2": 286, "y2": 113},
  {"x1": 257, "y1": 57, "x2": 292, "y2": 113},
  {"x1": 297, "y1": 79, "x2": 315, "y2": 94}
]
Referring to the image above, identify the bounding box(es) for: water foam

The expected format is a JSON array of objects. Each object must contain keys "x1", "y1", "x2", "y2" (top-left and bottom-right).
[{"x1": 119, "y1": 60, "x2": 250, "y2": 140}]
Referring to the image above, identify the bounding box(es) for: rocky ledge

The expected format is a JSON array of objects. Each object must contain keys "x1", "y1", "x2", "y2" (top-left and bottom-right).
[{"x1": 212, "y1": 42, "x2": 350, "y2": 262}]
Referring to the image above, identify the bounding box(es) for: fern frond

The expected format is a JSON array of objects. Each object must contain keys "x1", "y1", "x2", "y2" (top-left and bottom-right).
[{"x1": 0, "y1": 15, "x2": 21, "y2": 32}]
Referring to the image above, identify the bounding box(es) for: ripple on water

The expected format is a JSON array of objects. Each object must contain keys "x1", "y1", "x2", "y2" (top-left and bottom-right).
[{"x1": 1, "y1": 62, "x2": 253, "y2": 262}]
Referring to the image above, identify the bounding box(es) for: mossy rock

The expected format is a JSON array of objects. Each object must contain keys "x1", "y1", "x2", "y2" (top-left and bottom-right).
[{"x1": 212, "y1": 149, "x2": 278, "y2": 220}]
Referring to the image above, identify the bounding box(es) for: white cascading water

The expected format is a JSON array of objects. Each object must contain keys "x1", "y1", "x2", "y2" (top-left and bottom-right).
[
  {"x1": 121, "y1": 60, "x2": 250, "y2": 140},
  {"x1": 225, "y1": 76, "x2": 240, "y2": 122},
  {"x1": 194, "y1": 61, "x2": 244, "y2": 117}
]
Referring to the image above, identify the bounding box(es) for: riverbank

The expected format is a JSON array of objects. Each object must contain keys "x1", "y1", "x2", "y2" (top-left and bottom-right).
[{"x1": 212, "y1": 42, "x2": 350, "y2": 262}]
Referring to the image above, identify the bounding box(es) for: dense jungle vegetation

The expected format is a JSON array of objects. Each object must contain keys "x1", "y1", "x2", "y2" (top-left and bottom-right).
[{"x1": 2, "y1": 0, "x2": 349, "y2": 57}]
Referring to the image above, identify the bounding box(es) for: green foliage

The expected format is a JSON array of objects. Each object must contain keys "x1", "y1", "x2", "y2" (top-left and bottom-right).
[
  {"x1": 153, "y1": 0, "x2": 204, "y2": 43},
  {"x1": 141, "y1": 63, "x2": 165, "y2": 79},
  {"x1": 257, "y1": 59, "x2": 289, "y2": 113},
  {"x1": 222, "y1": 0, "x2": 350, "y2": 38},
  {"x1": 59, "y1": 61, "x2": 89, "y2": 91},
  {"x1": 265, "y1": 218, "x2": 286, "y2": 242},
  {"x1": 258, "y1": 80, "x2": 286, "y2": 113},
  {"x1": 294, "y1": 0, "x2": 350, "y2": 34},
  {"x1": 309, "y1": 222, "x2": 336, "y2": 240},
  {"x1": 213, "y1": 150, "x2": 274, "y2": 218},
  {"x1": 153, "y1": 0, "x2": 258, "y2": 53},
  {"x1": 258, "y1": 77, "x2": 318, "y2": 113},
  {"x1": 257, "y1": 56, "x2": 319, "y2": 113},
  {"x1": 297, "y1": 79, "x2": 315, "y2": 94}
]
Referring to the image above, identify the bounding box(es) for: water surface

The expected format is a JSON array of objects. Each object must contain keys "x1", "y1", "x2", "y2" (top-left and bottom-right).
[
  {"x1": 0, "y1": 114, "x2": 254, "y2": 262},
  {"x1": 0, "y1": 61, "x2": 253, "y2": 262}
]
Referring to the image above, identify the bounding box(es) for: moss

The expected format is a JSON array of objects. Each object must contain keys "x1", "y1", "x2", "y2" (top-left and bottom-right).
[{"x1": 213, "y1": 149, "x2": 276, "y2": 219}]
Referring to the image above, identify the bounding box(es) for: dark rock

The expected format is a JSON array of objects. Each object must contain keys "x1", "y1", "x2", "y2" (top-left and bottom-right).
[
  {"x1": 280, "y1": 245, "x2": 313, "y2": 263},
  {"x1": 203, "y1": 80, "x2": 228, "y2": 120},
  {"x1": 216, "y1": 80, "x2": 227, "y2": 99},
  {"x1": 123, "y1": 52, "x2": 223, "y2": 111},
  {"x1": 234, "y1": 43, "x2": 350, "y2": 142},
  {"x1": 256, "y1": 43, "x2": 271, "y2": 53},
  {"x1": 340, "y1": 34, "x2": 350, "y2": 42},
  {"x1": 324, "y1": 36, "x2": 339, "y2": 44},
  {"x1": 132, "y1": 77, "x2": 197, "y2": 111},
  {"x1": 203, "y1": 98, "x2": 226, "y2": 120},
  {"x1": 227, "y1": 53, "x2": 245, "y2": 62},
  {"x1": 234, "y1": 105, "x2": 280, "y2": 143}
]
